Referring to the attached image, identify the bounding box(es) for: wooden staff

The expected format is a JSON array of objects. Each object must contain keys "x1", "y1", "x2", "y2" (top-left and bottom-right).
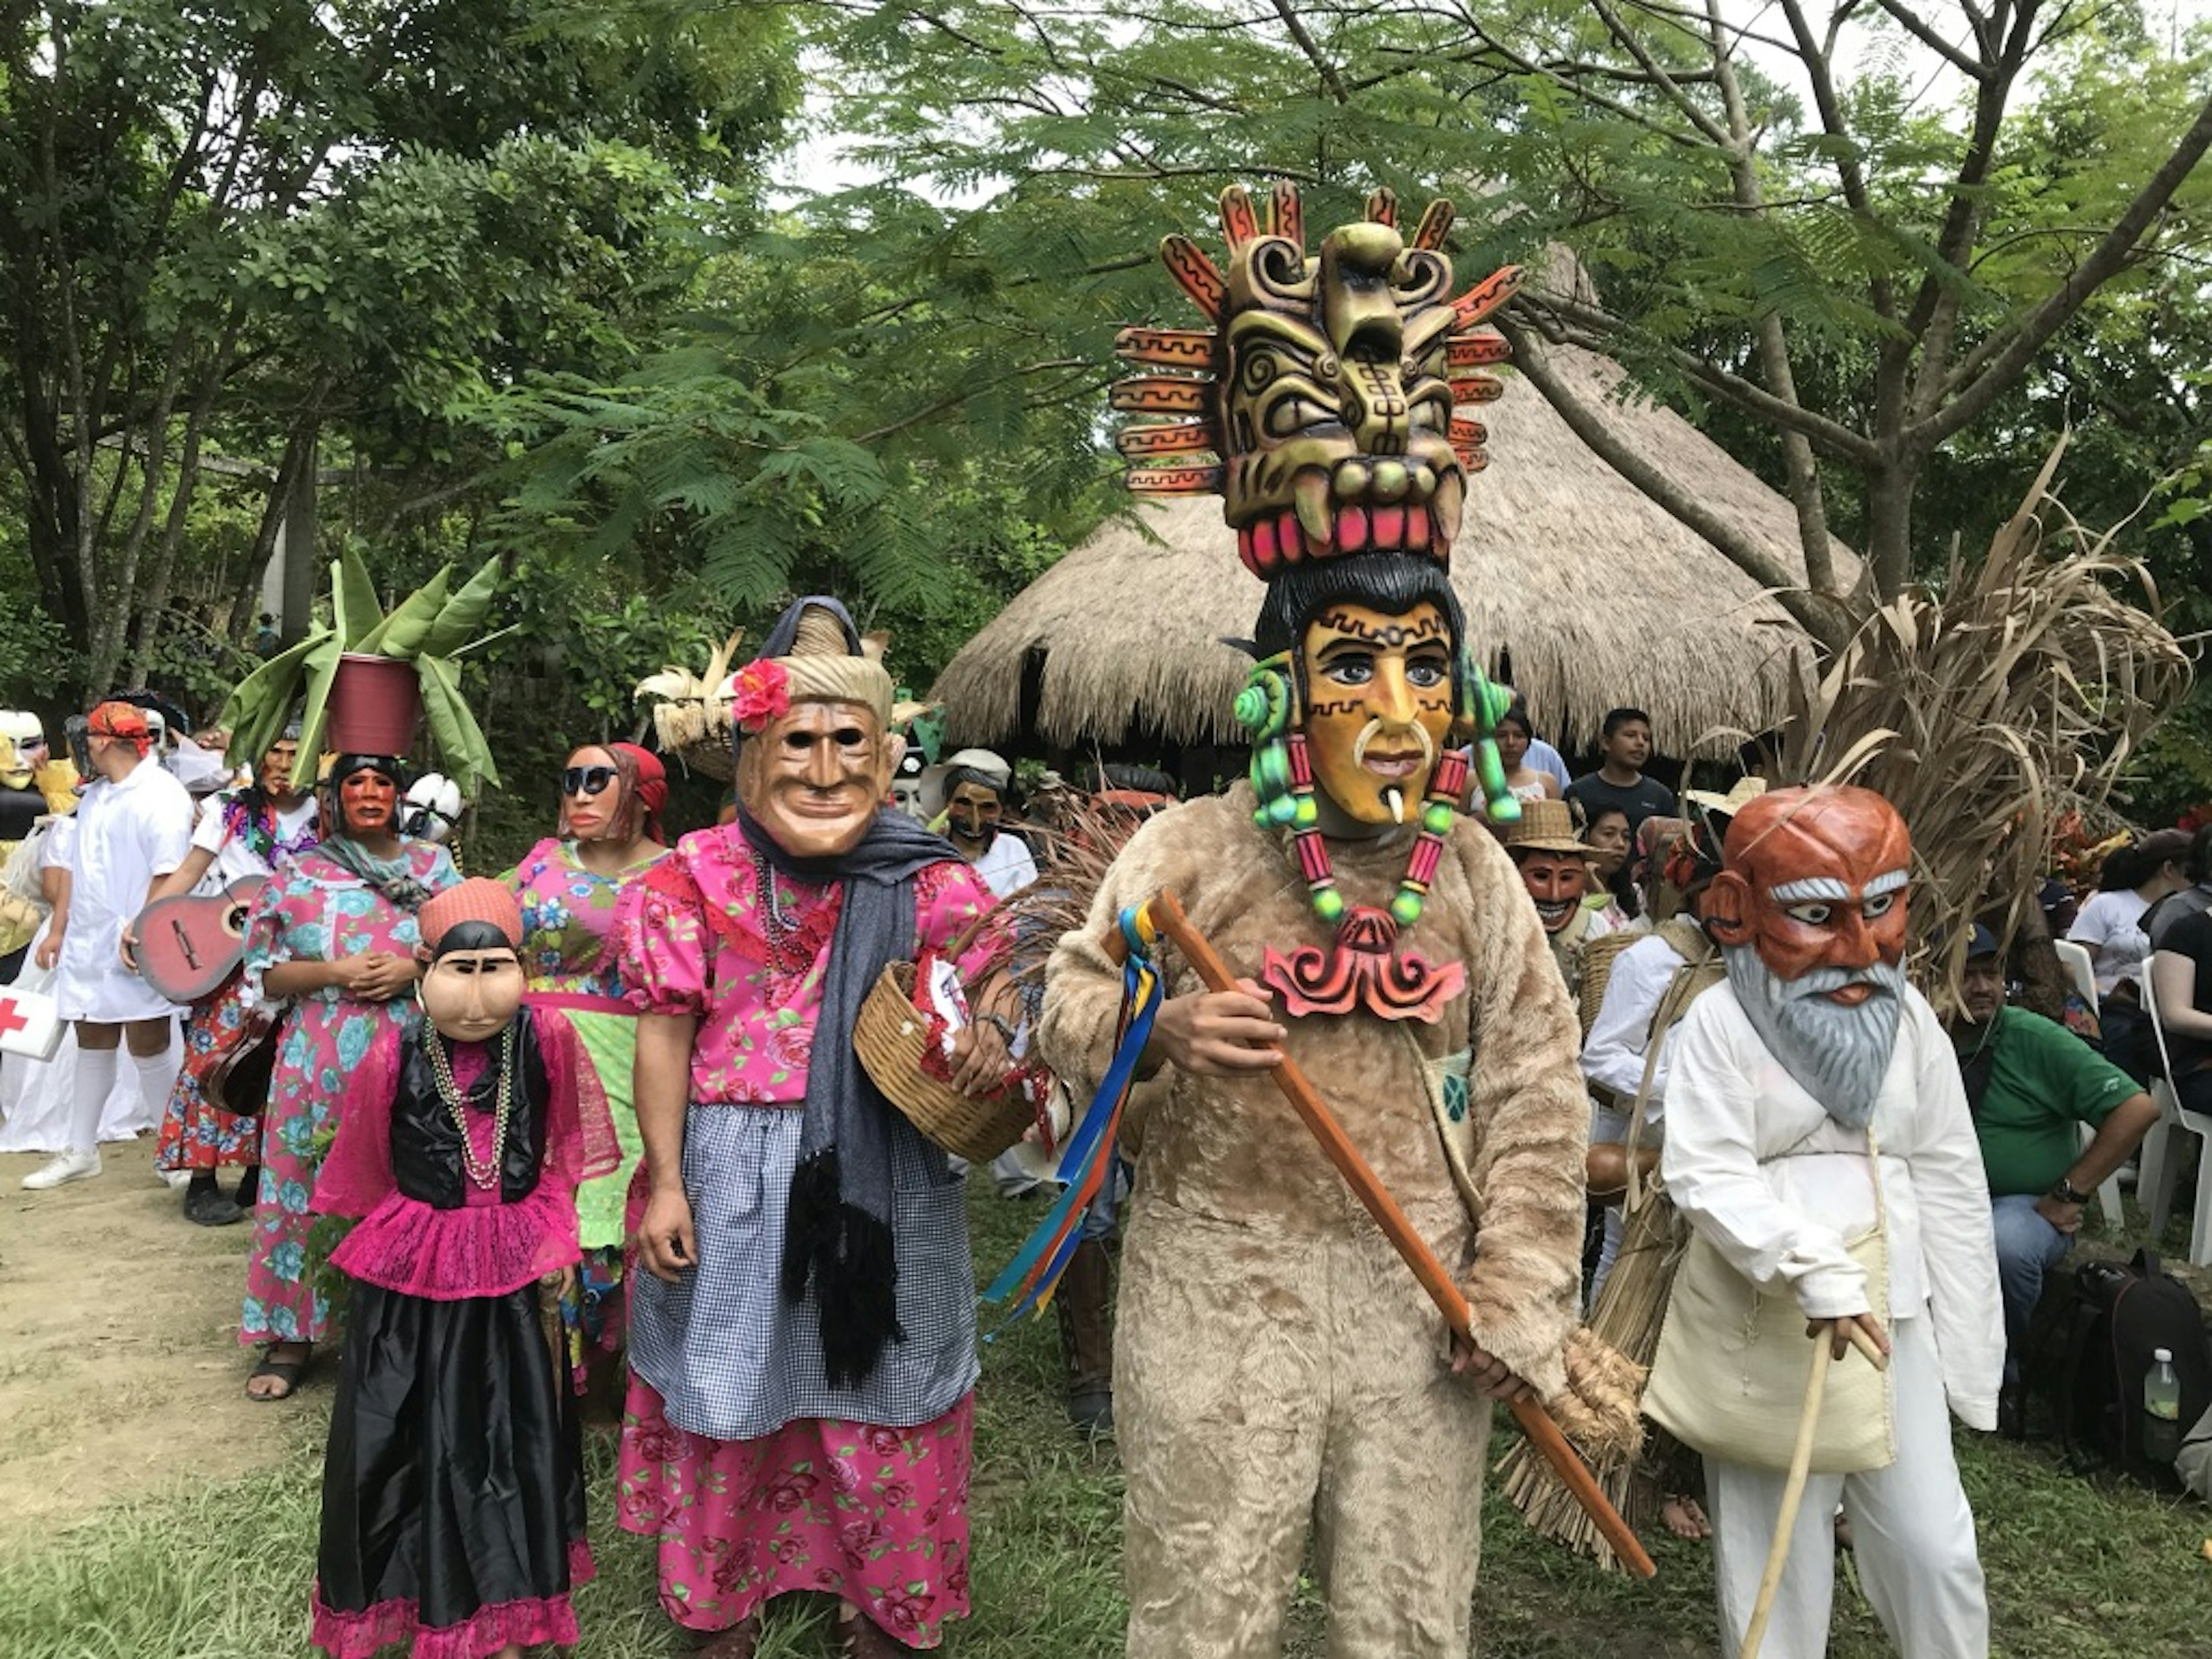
[
  {"x1": 1741, "y1": 1335, "x2": 1835, "y2": 1659},
  {"x1": 1110, "y1": 888, "x2": 1657, "y2": 1580}
]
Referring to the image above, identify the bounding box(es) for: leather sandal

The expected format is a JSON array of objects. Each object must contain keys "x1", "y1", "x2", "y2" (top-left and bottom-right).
[{"x1": 246, "y1": 1347, "x2": 310, "y2": 1402}]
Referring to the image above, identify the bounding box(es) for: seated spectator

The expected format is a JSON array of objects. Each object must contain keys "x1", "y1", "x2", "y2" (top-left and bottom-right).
[
  {"x1": 2147, "y1": 823, "x2": 2212, "y2": 950},
  {"x1": 2149, "y1": 896, "x2": 2212, "y2": 1118},
  {"x1": 1492, "y1": 703, "x2": 1560, "y2": 805},
  {"x1": 2070, "y1": 829, "x2": 2190, "y2": 997},
  {"x1": 2071, "y1": 828, "x2": 2190, "y2": 1078},
  {"x1": 1578, "y1": 801, "x2": 1637, "y2": 921},
  {"x1": 1563, "y1": 706, "x2": 1675, "y2": 839},
  {"x1": 1950, "y1": 926, "x2": 2157, "y2": 1435}
]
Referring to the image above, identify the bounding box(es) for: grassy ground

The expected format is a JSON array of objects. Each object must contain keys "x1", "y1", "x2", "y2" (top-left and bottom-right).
[{"x1": 1, "y1": 1188, "x2": 2207, "y2": 1658}]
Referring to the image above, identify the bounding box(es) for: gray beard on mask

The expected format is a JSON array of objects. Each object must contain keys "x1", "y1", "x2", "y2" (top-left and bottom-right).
[{"x1": 1724, "y1": 948, "x2": 1907, "y2": 1130}]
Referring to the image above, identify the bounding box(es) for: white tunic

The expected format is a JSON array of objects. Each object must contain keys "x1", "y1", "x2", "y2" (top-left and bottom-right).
[
  {"x1": 1662, "y1": 979, "x2": 2002, "y2": 1430},
  {"x1": 190, "y1": 792, "x2": 319, "y2": 891},
  {"x1": 974, "y1": 832, "x2": 1038, "y2": 899},
  {"x1": 54, "y1": 760, "x2": 194, "y2": 1022}
]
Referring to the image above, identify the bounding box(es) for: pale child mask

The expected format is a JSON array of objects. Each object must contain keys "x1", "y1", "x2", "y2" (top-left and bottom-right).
[
  {"x1": 1298, "y1": 600, "x2": 1457, "y2": 827},
  {"x1": 415, "y1": 879, "x2": 528, "y2": 1044}
]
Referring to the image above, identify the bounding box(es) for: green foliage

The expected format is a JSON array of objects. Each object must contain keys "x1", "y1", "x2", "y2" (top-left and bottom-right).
[{"x1": 0, "y1": 0, "x2": 800, "y2": 694}]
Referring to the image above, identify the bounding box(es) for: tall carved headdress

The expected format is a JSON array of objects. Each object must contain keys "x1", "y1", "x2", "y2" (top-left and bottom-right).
[{"x1": 1115, "y1": 183, "x2": 1525, "y2": 1022}]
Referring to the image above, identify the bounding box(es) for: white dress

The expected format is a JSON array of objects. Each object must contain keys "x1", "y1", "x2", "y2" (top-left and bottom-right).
[
  {"x1": 53, "y1": 760, "x2": 194, "y2": 1022},
  {"x1": 0, "y1": 821, "x2": 172, "y2": 1150}
]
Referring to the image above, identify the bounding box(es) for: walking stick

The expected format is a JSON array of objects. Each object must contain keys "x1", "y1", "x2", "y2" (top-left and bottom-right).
[
  {"x1": 1739, "y1": 1334, "x2": 1836, "y2": 1659},
  {"x1": 1110, "y1": 888, "x2": 1657, "y2": 1580}
]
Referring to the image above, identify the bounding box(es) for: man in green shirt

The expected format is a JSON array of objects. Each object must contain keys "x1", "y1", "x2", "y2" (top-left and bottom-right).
[{"x1": 1950, "y1": 926, "x2": 2159, "y2": 1432}]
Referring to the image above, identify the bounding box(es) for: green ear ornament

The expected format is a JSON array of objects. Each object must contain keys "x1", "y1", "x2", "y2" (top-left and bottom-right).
[
  {"x1": 1461, "y1": 656, "x2": 1521, "y2": 827},
  {"x1": 1239, "y1": 654, "x2": 1304, "y2": 830}
]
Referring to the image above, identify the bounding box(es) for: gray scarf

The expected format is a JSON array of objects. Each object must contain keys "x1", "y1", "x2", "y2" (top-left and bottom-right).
[{"x1": 739, "y1": 805, "x2": 963, "y2": 1388}]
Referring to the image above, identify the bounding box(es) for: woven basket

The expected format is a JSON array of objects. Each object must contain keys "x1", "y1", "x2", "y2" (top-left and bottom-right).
[{"x1": 853, "y1": 960, "x2": 1031, "y2": 1162}]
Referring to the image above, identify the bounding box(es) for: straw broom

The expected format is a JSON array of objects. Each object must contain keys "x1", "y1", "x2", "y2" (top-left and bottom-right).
[{"x1": 1499, "y1": 1184, "x2": 1686, "y2": 1569}]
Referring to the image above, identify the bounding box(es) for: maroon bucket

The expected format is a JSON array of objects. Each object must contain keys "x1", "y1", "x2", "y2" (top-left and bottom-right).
[{"x1": 327, "y1": 654, "x2": 423, "y2": 757}]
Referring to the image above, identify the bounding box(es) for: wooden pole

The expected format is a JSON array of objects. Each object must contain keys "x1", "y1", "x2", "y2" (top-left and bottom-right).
[{"x1": 1112, "y1": 888, "x2": 1658, "y2": 1580}]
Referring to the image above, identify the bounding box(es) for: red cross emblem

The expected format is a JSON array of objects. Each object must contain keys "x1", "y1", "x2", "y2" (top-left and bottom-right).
[{"x1": 0, "y1": 999, "x2": 29, "y2": 1039}]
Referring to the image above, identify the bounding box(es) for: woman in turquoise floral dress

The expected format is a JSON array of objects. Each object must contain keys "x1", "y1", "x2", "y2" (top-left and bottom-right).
[
  {"x1": 505, "y1": 742, "x2": 667, "y2": 1366},
  {"x1": 237, "y1": 754, "x2": 459, "y2": 1400}
]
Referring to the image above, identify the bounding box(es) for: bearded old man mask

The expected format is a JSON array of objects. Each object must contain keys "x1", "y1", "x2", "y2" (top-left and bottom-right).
[
  {"x1": 731, "y1": 599, "x2": 895, "y2": 862},
  {"x1": 1700, "y1": 786, "x2": 1912, "y2": 1130}
]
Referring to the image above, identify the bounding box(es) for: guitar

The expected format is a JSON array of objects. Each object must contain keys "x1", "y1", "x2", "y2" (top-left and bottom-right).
[{"x1": 132, "y1": 877, "x2": 267, "y2": 1003}]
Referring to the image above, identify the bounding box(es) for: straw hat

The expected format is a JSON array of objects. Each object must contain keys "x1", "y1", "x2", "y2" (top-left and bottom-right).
[
  {"x1": 1501, "y1": 797, "x2": 1589, "y2": 855},
  {"x1": 1683, "y1": 777, "x2": 1768, "y2": 818}
]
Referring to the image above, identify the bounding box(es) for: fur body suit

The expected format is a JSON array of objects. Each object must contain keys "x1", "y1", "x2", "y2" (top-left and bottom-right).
[{"x1": 1040, "y1": 783, "x2": 1590, "y2": 1659}]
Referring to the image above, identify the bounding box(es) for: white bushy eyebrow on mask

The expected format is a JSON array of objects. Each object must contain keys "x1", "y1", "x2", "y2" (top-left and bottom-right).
[{"x1": 1766, "y1": 868, "x2": 1908, "y2": 905}]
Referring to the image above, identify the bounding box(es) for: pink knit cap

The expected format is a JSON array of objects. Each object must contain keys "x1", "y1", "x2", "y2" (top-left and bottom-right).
[{"x1": 417, "y1": 878, "x2": 523, "y2": 952}]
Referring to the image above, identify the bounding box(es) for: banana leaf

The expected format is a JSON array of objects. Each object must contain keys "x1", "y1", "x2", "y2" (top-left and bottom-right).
[
  {"x1": 416, "y1": 555, "x2": 503, "y2": 658},
  {"x1": 354, "y1": 565, "x2": 451, "y2": 658},
  {"x1": 332, "y1": 546, "x2": 384, "y2": 650},
  {"x1": 417, "y1": 654, "x2": 499, "y2": 797},
  {"x1": 217, "y1": 630, "x2": 328, "y2": 767},
  {"x1": 290, "y1": 635, "x2": 347, "y2": 776}
]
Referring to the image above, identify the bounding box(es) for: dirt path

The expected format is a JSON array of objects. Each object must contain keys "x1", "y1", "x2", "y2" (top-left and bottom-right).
[{"x1": 0, "y1": 1139, "x2": 318, "y2": 1538}]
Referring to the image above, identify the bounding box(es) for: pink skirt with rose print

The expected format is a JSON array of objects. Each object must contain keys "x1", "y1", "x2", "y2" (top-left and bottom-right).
[{"x1": 617, "y1": 1378, "x2": 973, "y2": 1647}]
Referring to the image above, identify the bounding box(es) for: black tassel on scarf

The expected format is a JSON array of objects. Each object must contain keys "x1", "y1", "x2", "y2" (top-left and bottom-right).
[{"x1": 782, "y1": 1147, "x2": 906, "y2": 1389}]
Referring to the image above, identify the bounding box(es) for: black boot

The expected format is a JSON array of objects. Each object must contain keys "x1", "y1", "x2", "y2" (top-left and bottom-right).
[
  {"x1": 183, "y1": 1171, "x2": 244, "y2": 1227},
  {"x1": 1056, "y1": 1236, "x2": 1115, "y2": 1439},
  {"x1": 232, "y1": 1165, "x2": 261, "y2": 1210}
]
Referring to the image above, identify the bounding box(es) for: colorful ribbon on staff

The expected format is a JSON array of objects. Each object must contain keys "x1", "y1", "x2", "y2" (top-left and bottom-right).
[{"x1": 982, "y1": 903, "x2": 1163, "y2": 1324}]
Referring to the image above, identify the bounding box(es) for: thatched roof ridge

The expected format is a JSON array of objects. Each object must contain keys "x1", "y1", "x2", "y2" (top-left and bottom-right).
[{"x1": 931, "y1": 343, "x2": 1857, "y2": 757}]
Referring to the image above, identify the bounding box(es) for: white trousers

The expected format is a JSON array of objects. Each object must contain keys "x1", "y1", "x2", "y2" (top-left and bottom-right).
[{"x1": 1706, "y1": 1315, "x2": 1987, "y2": 1659}]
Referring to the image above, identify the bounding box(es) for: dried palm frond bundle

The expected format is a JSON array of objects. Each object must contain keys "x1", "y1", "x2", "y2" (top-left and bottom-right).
[
  {"x1": 635, "y1": 630, "x2": 747, "y2": 779},
  {"x1": 1499, "y1": 1189, "x2": 1685, "y2": 1569},
  {"x1": 1765, "y1": 439, "x2": 2190, "y2": 1002},
  {"x1": 997, "y1": 794, "x2": 1174, "y2": 1005}
]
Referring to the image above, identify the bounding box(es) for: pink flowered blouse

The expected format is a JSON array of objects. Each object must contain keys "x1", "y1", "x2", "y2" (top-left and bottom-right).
[{"x1": 617, "y1": 825, "x2": 994, "y2": 1106}]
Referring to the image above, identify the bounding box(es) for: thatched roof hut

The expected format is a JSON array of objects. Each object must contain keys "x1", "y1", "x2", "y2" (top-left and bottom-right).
[{"x1": 931, "y1": 342, "x2": 1857, "y2": 761}]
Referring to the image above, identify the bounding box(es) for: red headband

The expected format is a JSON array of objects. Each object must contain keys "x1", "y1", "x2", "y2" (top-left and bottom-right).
[
  {"x1": 88, "y1": 700, "x2": 154, "y2": 756},
  {"x1": 610, "y1": 743, "x2": 668, "y2": 821}
]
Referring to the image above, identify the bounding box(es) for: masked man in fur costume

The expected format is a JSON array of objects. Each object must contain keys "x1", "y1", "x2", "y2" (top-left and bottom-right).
[
  {"x1": 1040, "y1": 184, "x2": 1609, "y2": 1659},
  {"x1": 1658, "y1": 786, "x2": 1999, "y2": 1659}
]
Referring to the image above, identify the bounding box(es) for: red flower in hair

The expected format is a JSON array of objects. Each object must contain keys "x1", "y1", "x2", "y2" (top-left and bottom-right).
[{"x1": 730, "y1": 659, "x2": 791, "y2": 734}]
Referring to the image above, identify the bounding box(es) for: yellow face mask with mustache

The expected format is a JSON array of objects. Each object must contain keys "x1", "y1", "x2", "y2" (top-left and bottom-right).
[{"x1": 1298, "y1": 600, "x2": 1457, "y2": 827}]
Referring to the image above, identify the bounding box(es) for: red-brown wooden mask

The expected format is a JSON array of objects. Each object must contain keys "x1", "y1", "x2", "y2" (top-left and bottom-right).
[{"x1": 1700, "y1": 787, "x2": 1911, "y2": 988}]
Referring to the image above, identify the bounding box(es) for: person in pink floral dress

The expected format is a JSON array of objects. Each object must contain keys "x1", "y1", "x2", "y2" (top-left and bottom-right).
[
  {"x1": 503, "y1": 741, "x2": 667, "y2": 1369},
  {"x1": 618, "y1": 598, "x2": 1013, "y2": 1659},
  {"x1": 238, "y1": 753, "x2": 459, "y2": 1400}
]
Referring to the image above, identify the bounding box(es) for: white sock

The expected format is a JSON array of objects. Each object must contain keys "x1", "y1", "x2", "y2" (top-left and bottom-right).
[
  {"x1": 70, "y1": 1046, "x2": 119, "y2": 1154},
  {"x1": 130, "y1": 1046, "x2": 176, "y2": 1129}
]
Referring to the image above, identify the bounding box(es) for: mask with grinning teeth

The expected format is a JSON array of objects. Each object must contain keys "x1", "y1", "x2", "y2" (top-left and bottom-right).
[{"x1": 1115, "y1": 181, "x2": 1517, "y2": 576}]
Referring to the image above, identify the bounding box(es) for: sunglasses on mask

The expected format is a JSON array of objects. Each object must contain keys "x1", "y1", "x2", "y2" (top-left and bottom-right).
[{"x1": 561, "y1": 766, "x2": 616, "y2": 798}]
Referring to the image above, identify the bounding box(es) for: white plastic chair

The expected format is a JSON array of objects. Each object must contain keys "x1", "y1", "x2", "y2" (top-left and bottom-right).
[
  {"x1": 2137, "y1": 965, "x2": 2212, "y2": 1267},
  {"x1": 2050, "y1": 938, "x2": 2124, "y2": 1226}
]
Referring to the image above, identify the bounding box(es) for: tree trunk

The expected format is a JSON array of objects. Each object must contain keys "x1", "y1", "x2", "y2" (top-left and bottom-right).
[
  {"x1": 278, "y1": 432, "x2": 319, "y2": 645},
  {"x1": 1862, "y1": 460, "x2": 1918, "y2": 603}
]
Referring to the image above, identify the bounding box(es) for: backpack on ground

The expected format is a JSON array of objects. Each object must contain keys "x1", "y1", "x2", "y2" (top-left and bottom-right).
[{"x1": 2049, "y1": 1248, "x2": 2212, "y2": 1488}]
